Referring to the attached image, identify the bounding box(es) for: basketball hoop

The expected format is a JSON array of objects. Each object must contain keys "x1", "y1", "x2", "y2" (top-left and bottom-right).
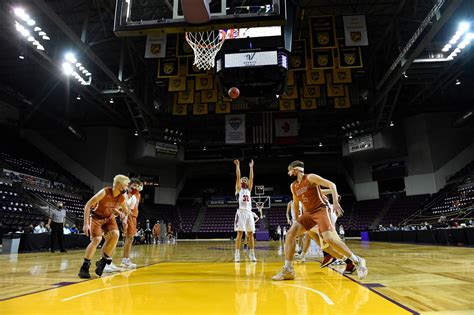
[{"x1": 185, "y1": 30, "x2": 227, "y2": 70}]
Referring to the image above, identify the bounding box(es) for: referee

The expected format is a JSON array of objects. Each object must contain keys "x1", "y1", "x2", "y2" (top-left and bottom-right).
[{"x1": 47, "y1": 202, "x2": 67, "y2": 253}]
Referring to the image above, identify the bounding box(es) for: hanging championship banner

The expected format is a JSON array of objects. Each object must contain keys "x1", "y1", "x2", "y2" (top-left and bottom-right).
[
  {"x1": 279, "y1": 99, "x2": 296, "y2": 111},
  {"x1": 287, "y1": 70, "x2": 295, "y2": 86},
  {"x1": 225, "y1": 114, "x2": 245, "y2": 144},
  {"x1": 326, "y1": 73, "x2": 345, "y2": 97},
  {"x1": 177, "y1": 33, "x2": 194, "y2": 56},
  {"x1": 312, "y1": 49, "x2": 334, "y2": 69},
  {"x1": 215, "y1": 101, "x2": 231, "y2": 114},
  {"x1": 333, "y1": 68, "x2": 352, "y2": 84},
  {"x1": 201, "y1": 88, "x2": 217, "y2": 103},
  {"x1": 290, "y1": 39, "x2": 307, "y2": 70},
  {"x1": 177, "y1": 80, "x2": 195, "y2": 104},
  {"x1": 301, "y1": 98, "x2": 317, "y2": 110},
  {"x1": 303, "y1": 84, "x2": 320, "y2": 98},
  {"x1": 280, "y1": 85, "x2": 298, "y2": 100},
  {"x1": 305, "y1": 69, "x2": 325, "y2": 85},
  {"x1": 165, "y1": 34, "x2": 177, "y2": 57},
  {"x1": 335, "y1": 86, "x2": 351, "y2": 108},
  {"x1": 172, "y1": 95, "x2": 187, "y2": 115},
  {"x1": 193, "y1": 103, "x2": 208, "y2": 115},
  {"x1": 158, "y1": 58, "x2": 179, "y2": 78},
  {"x1": 187, "y1": 57, "x2": 208, "y2": 76},
  {"x1": 343, "y1": 15, "x2": 369, "y2": 46},
  {"x1": 309, "y1": 16, "x2": 337, "y2": 49},
  {"x1": 145, "y1": 34, "x2": 167, "y2": 58},
  {"x1": 168, "y1": 76, "x2": 186, "y2": 92},
  {"x1": 338, "y1": 43, "x2": 363, "y2": 68},
  {"x1": 195, "y1": 75, "x2": 214, "y2": 90}
]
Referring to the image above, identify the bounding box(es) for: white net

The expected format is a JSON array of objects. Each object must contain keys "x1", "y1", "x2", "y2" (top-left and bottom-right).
[{"x1": 185, "y1": 30, "x2": 226, "y2": 70}]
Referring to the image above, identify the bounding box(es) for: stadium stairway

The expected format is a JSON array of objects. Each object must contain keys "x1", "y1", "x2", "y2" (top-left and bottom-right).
[
  {"x1": 22, "y1": 189, "x2": 76, "y2": 227},
  {"x1": 370, "y1": 194, "x2": 397, "y2": 229},
  {"x1": 192, "y1": 205, "x2": 207, "y2": 232}
]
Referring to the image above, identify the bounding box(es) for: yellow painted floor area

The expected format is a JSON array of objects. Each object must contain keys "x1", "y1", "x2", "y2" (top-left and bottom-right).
[{"x1": 0, "y1": 240, "x2": 473, "y2": 314}]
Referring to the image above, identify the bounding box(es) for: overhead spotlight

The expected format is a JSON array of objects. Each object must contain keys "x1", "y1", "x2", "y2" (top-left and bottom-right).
[
  {"x1": 174, "y1": 141, "x2": 177, "y2": 145},
  {"x1": 65, "y1": 52, "x2": 77, "y2": 64},
  {"x1": 109, "y1": 98, "x2": 114, "y2": 104},
  {"x1": 38, "y1": 31, "x2": 46, "y2": 36},
  {"x1": 259, "y1": 145, "x2": 264, "y2": 149},
  {"x1": 458, "y1": 22, "x2": 470, "y2": 33},
  {"x1": 390, "y1": 121, "x2": 394, "y2": 127},
  {"x1": 180, "y1": 132, "x2": 183, "y2": 136},
  {"x1": 342, "y1": 126, "x2": 346, "y2": 130},
  {"x1": 36, "y1": 45, "x2": 44, "y2": 51},
  {"x1": 164, "y1": 135, "x2": 168, "y2": 140},
  {"x1": 276, "y1": 95, "x2": 280, "y2": 99},
  {"x1": 62, "y1": 62, "x2": 73, "y2": 75},
  {"x1": 455, "y1": 79, "x2": 461, "y2": 85},
  {"x1": 27, "y1": 36, "x2": 34, "y2": 42},
  {"x1": 32, "y1": 41, "x2": 39, "y2": 46},
  {"x1": 348, "y1": 133, "x2": 353, "y2": 139},
  {"x1": 134, "y1": 130, "x2": 139, "y2": 136},
  {"x1": 165, "y1": 128, "x2": 169, "y2": 133},
  {"x1": 76, "y1": 95, "x2": 81, "y2": 100},
  {"x1": 403, "y1": 72, "x2": 408, "y2": 78},
  {"x1": 318, "y1": 142, "x2": 323, "y2": 147},
  {"x1": 203, "y1": 146, "x2": 207, "y2": 151},
  {"x1": 42, "y1": 35, "x2": 50, "y2": 40},
  {"x1": 18, "y1": 55, "x2": 25, "y2": 60},
  {"x1": 27, "y1": 19, "x2": 35, "y2": 26},
  {"x1": 33, "y1": 26, "x2": 41, "y2": 32}
]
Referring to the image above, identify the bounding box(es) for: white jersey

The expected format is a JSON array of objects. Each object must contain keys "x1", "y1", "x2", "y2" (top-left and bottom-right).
[
  {"x1": 290, "y1": 200, "x2": 303, "y2": 220},
  {"x1": 238, "y1": 188, "x2": 252, "y2": 211},
  {"x1": 126, "y1": 194, "x2": 138, "y2": 210}
]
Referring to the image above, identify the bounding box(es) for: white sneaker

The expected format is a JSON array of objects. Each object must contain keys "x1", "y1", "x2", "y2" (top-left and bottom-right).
[
  {"x1": 121, "y1": 258, "x2": 137, "y2": 269},
  {"x1": 234, "y1": 252, "x2": 240, "y2": 262},
  {"x1": 272, "y1": 266, "x2": 295, "y2": 281},
  {"x1": 249, "y1": 253, "x2": 257, "y2": 262},
  {"x1": 355, "y1": 257, "x2": 368, "y2": 279},
  {"x1": 103, "y1": 262, "x2": 120, "y2": 273}
]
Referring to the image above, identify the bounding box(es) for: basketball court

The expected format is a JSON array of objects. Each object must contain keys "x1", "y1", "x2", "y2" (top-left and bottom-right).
[{"x1": 1, "y1": 241, "x2": 473, "y2": 314}]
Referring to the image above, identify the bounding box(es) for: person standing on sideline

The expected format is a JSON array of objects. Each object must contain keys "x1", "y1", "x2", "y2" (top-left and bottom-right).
[
  {"x1": 276, "y1": 225, "x2": 282, "y2": 242},
  {"x1": 144, "y1": 219, "x2": 152, "y2": 244},
  {"x1": 121, "y1": 178, "x2": 143, "y2": 269},
  {"x1": 47, "y1": 202, "x2": 67, "y2": 253},
  {"x1": 78, "y1": 175, "x2": 130, "y2": 279},
  {"x1": 152, "y1": 220, "x2": 161, "y2": 244},
  {"x1": 339, "y1": 224, "x2": 345, "y2": 241},
  {"x1": 233, "y1": 159, "x2": 257, "y2": 262}
]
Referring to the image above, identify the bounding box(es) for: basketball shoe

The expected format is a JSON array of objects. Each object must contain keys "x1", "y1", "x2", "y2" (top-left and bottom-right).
[
  {"x1": 103, "y1": 262, "x2": 121, "y2": 273},
  {"x1": 121, "y1": 258, "x2": 137, "y2": 269},
  {"x1": 249, "y1": 252, "x2": 257, "y2": 262},
  {"x1": 234, "y1": 251, "x2": 240, "y2": 262},
  {"x1": 355, "y1": 257, "x2": 368, "y2": 279},
  {"x1": 95, "y1": 257, "x2": 109, "y2": 277},
  {"x1": 321, "y1": 254, "x2": 336, "y2": 268},
  {"x1": 272, "y1": 266, "x2": 295, "y2": 281},
  {"x1": 78, "y1": 261, "x2": 91, "y2": 279},
  {"x1": 343, "y1": 260, "x2": 356, "y2": 274}
]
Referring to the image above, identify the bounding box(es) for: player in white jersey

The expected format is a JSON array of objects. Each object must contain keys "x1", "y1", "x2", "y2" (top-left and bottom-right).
[
  {"x1": 233, "y1": 159, "x2": 258, "y2": 262},
  {"x1": 287, "y1": 200, "x2": 303, "y2": 252}
]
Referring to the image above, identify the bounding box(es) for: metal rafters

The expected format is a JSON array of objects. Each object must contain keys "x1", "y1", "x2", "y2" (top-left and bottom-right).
[
  {"x1": 373, "y1": 0, "x2": 464, "y2": 128},
  {"x1": 31, "y1": 0, "x2": 155, "y2": 135}
]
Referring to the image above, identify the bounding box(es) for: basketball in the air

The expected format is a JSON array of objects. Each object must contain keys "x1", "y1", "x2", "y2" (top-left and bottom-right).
[{"x1": 228, "y1": 87, "x2": 240, "y2": 99}]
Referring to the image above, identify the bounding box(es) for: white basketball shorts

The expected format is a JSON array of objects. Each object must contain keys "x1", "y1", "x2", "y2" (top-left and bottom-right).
[{"x1": 234, "y1": 209, "x2": 256, "y2": 233}]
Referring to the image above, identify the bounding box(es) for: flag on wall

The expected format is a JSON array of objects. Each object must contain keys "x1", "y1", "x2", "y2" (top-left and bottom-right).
[
  {"x1": 338, "y1": 44, "x2": 363, "y2": 68},
  {"x1": 225, "y1": 114, "x2": 245, "y2": 144},
  {"x1": 252, "y1": 112, "x2": 273, "y2": 144},
  {"x1": 274, "y1": 117, "x2": 298, "y2": 144},
  {"x1": 158, "y1": 58, "x2": 179, "y2": 78},
  {"x1": 311, "y1": 49, "x2": 335, "y2": 69},
  {"x1": 343, "y1": 15, "x2": 369, "y2": 46}
]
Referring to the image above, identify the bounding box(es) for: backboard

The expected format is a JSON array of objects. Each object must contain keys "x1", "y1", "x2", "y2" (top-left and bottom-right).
[{"x1": 114, "y1": 0, "x2": 287, "y2": 36}]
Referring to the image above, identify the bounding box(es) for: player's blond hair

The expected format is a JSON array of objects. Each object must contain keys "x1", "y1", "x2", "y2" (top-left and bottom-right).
[{"x1": 113, "y1": 174, "x2": 130, "y2": 187}]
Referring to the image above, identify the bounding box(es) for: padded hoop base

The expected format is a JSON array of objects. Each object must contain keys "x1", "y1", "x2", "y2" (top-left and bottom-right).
[{"x1": 181, "y1": 0, "x2": 211, "y2": 24}]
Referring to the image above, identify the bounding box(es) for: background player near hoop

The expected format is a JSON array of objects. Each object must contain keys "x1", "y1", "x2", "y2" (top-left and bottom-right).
[{"x1": 233, "y1": 159, "x2": 258, "y2": 262}]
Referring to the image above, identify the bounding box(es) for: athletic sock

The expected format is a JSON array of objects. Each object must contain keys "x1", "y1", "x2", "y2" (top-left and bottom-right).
[
  {"x1": 284, "y1": 260, "x2": 293, "y2": 269},
  {"x1": 350, "y1": 254, "x2": 360, "y2": 264},
  {"x1": 235, "y1": 249, "x2": 240, "y2": 255},
  {"x1": 83, "y1": 258, "x2": 91, "y2": 263}
]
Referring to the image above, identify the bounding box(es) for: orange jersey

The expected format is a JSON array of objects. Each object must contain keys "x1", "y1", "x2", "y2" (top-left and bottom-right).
[
  {"x1": 92, "y1": 187, "x2": 125, "y2": 218},
  {"x1": 291, "y1": 175, "x2": 327, "y2": 212}
]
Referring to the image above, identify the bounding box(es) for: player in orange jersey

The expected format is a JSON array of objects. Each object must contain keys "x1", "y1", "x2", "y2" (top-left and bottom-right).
[
  {"x1": 121, "y1": 178, "x2": 143, "y2": 269},
  {"x1": 78, "y1": 175, "x2": 130, "y2": 279},
  {"x1": 272, "y1": 161, "x2": 367, "y2": 281}
]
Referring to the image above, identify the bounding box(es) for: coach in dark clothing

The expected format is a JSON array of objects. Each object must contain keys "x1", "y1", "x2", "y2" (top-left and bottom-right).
[{"x1": 47, "y1": 202, "x2": 67, "y2": 253}]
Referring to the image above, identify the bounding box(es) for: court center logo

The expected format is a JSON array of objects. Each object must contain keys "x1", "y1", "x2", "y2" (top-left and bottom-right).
[{"x1": 229, "y1": 117, "x2": 242, "y2": 130}]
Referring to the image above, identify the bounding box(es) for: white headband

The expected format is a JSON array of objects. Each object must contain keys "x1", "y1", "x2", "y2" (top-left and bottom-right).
[{"x1": 292, "y1": 167, "x2": 304, "y2": 173}]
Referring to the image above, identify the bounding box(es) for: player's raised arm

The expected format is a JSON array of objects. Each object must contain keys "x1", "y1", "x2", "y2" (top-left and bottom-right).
[
  {"x1": 307, "y1": 174, "x2": 343, "y2": 216},
  {"x1": 248, "y1": 159, "x2": 254, "y2": 191},
  {"x1": 83, "y1": 189, "x2": 106, "y2": 236},
  {"x1": 234, "y1": 159, "x2": 241, "y2": 194}
]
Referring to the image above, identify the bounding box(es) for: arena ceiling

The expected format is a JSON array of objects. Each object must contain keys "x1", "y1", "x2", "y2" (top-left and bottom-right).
[{"x1": 0, "y1": 0, "x2": 472, "y2": 160}]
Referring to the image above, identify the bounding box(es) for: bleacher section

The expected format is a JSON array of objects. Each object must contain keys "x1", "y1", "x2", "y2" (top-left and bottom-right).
[
  {"x1": 199, "y1": 207, "x2": 235, "y2": 232},
  {"x1": 430, "y1": 182, "x2": 474, "y2": 215},
  {"x1": 379, "y1": 194, "x2": 429, "y2": 226}
]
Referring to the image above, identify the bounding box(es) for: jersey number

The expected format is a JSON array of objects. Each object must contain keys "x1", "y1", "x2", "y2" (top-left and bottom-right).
[{"x1": 242, "y1": 195, "x2": 250, "y2": 202}]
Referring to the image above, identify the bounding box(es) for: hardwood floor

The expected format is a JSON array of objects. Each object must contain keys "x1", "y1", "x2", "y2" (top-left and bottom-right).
[{"x1": 0, "y1": 240, "x2": 473, "y2": 314}]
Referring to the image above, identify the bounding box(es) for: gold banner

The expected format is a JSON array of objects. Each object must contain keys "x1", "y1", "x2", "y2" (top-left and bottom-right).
[
  {"x1": 338, "y1": 40, "x2": 363, "y2": 68},
  {"x1": 280, "y1": 85, "x2": 298, "y2": 100},
  {"x1": 301, "y1": 98, "x2": 317, "y2": 110},
  {"x1": 306, "y1": 69, "x2": 325, "y2": 85},
  {"x1": 287, "y1": 70, "x2": 295, "y2": 86},
  {"x1": 279, "y1": 99, "x2": 296, "y2": 111},
  {"x1": 215, "y1": 101, "x2": 231, "y2": 114},
  {"x1": 172, "y1": 95, "x2": 187, "y2": 115},
  {"x1": 335, "y1": 86, "x2": 351, "y2": 108},
  {"x1": 326, "y1": 73, "x2": 345, "y2": 97},
  {"x1": 311, "y1": 49, "x2": 334, "y2": 69},
  {"x1": 177, "y1": 80, "x2": 195, "y2": 104},
  {"x1": 195, "y1": 75, "x2": 214, "y2": 90},
  {"x1": 332, "y1": 68, "x2": 352, "y2": 83},
  {"x1": 168, "y1": 76, "x2": 186, "y2": 92},
  {"x1": 193, "y1": 103, "x2": 208, "y2": 115},
  {"x1": 303, "y1": 85, "x2": 321, "y2": 98},
  {"x1": 309, "y1": 16, "x2": 337, "y2": 49},
  {"x1": 201, "y1": 88, "x2": 217, "y2": 103},
  {"x1": 177, "y1": 33, "x2": 194, "y2": 57}
]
